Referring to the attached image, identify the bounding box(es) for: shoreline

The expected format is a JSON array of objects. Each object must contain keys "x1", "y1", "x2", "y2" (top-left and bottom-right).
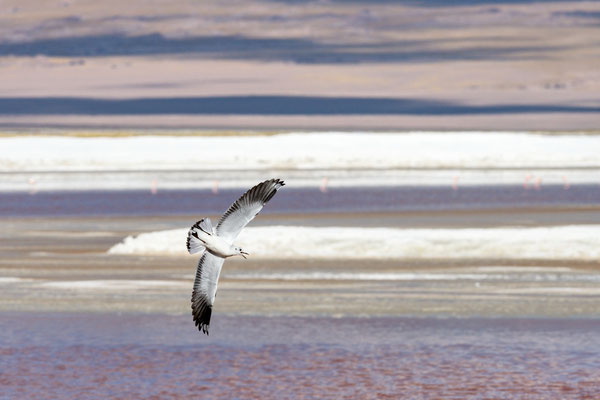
[
  {"x1": 2, "y1": 128, "x2": 600, "y2": 137},
  {"x1": 1, "y1": 113, "x2": 599, "y2": 132},
  {"x1": 4, "y1": 204, "x2": 600, "y2": 226}
]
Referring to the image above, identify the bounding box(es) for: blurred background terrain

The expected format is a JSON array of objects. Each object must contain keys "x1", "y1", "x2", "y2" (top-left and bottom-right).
[{"x1": 0, "y1": 0, "x2": 598, "y2": 130}]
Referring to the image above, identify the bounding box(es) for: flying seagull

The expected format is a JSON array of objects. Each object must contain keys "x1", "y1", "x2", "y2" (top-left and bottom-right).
[{"x1": 186, "y1": 178, "x2": 285, "y2": 335}]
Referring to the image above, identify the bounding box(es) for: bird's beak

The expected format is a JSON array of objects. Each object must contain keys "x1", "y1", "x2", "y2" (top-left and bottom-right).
[{"x1": 240, "y1": 251, "x2": 249, "y2": 259}]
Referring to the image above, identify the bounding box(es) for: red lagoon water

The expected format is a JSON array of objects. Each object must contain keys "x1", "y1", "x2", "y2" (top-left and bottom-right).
[{"x1": 1, "y1": 313, "x2": 599, "y2": 399}]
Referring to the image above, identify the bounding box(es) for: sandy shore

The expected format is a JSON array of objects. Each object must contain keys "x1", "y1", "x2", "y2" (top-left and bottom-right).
[{"x1": 2, "y1": 212, "x2": 599, "y2": 318}]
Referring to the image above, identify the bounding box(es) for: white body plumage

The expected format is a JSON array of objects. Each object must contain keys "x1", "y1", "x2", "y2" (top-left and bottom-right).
[{"x1": 190, "y1": 226, "x2": 238, "y2": 258}]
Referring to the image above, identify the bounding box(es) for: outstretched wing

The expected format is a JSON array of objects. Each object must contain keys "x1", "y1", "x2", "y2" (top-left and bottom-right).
[
  {"x1": 191, "y1": 252, "x2": 225, "y2": 335},
  {"x1": 216, "y1": 178, "x2": 285, "y2": 243}
]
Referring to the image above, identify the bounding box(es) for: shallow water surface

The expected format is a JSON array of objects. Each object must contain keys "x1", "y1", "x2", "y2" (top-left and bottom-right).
[
  {"x1": 2, "y1": 184, "x2": 600, "y2": 217},
  {"x1": 1, "y1": 313, "x2": 599, "y2": 399}
]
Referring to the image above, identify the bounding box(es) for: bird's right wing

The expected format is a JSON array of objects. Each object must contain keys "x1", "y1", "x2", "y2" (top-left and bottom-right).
[
  {"x1": 191, "y1": 252, "x2": 225, "y2": 335},
  {"x1": 216, "y1": 178, "x2": 285, "y2": 244}
]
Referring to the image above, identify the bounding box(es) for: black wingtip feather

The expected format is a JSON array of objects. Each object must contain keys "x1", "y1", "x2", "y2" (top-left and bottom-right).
[
  {"x1": 186, "y1": 220, "x2": 201, "y2": 252},
  {"x1": 185, "y1": 233, "x2": 193, "y2": 252},
  {"x1": 192, "y1": 293, "x2": 212, "y2": 336},
  {"x1": 191, "y1": 253, "x2": 215, "y2": 336},
  {"x1": 253, "y1": 178, "x2": 285, "y2": 205},
  {"x1": 264, "y1": 188, "x2": 277, "y2": 203}
]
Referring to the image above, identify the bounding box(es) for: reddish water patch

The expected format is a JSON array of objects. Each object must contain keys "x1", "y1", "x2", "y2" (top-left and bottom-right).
[{"x1": 1, "y1": 313, "x2": 599, "y2": 399}]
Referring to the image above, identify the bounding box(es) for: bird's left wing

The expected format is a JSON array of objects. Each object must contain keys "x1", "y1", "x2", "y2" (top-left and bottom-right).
[
  {"x1": 216, "y1": 178, "x2": 285, "y2": 244},
  {"x1": 191, "y1": 252, "x2": 225, "y2": 335}
]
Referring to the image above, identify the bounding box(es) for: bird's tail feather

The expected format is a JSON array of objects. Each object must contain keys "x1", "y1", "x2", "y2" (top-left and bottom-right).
[
  {"x1": 186, "y1": 218, "x2": 213, "y2": 255},
  {"x1": 196, "y1": 218, "x2": 214, "y2": 235}
]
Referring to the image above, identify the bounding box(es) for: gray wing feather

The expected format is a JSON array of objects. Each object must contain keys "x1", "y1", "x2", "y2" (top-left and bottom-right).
[
  {"x1": 191, "y1": 252, "x2": 225, "y2": 335},
  {"x1": 216, "y1": 178, "x2": 285, "y2": 243}
]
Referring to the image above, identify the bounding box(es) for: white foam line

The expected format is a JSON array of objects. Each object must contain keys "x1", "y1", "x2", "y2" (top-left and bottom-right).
[
  {"x1": 228, "y1": 272, "x2": 484, "y2": 281},
  {"x1": 2, "y1": 132, "x2": 600, "y2": 173},
  {"x1": 3, "y1": 169, "x2": 599, "y2": 192},
  {"x1": 475, "y1": 266, "x2": 573, "y2": 272},
  {"x1": 224, "y1": 272, "x2": 600, "y2": 282},
  {"x1": 108, "y1": 225, "x2": 600, "y2": 261},
  {"x1": 0, "y1": 277, "x2": 29, "y2": 284},
  {"x1": 38, "y1": 280, "x2": 188, "y2": 290},
  {"x1": 498, "y1": 287, "x2": 600, "y2": 294},
  {"x1": 24, "y1": 231, "x2": 115, "y2": 237},
  {"x1": 224, "y1": 272, "x2": 492, "y2": 281}
]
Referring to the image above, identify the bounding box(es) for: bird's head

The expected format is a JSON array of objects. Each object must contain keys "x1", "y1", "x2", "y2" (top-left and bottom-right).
[{"x1": 235, "y1": 247, "x2": 249, "y2": 259}]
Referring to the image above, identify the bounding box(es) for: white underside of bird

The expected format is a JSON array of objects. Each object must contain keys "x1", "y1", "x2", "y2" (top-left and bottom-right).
[
  {"x1": 186, "y1": 178, "x2": 285, "y2": 335},
  {"x1": 187, "y1": 219, "x2": 248, "y2": 259}
]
